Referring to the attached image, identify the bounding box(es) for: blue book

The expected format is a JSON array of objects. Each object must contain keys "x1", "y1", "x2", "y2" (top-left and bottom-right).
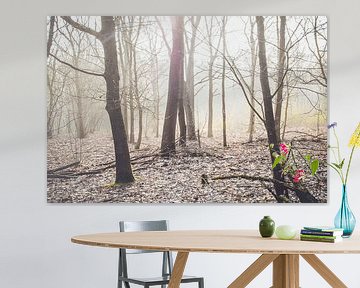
[{"x1": 302, "y1": 226, "x2": 343, "y2": 237}]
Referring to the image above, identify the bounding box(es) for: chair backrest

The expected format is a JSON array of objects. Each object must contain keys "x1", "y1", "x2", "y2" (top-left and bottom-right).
[
  {"x1": 118, "y1": 220, "x2": 174, "y2": 283},
  {"x1": 120, "y1": 220, "x2": 168, "y2": 232},
  {"x1": 119, "y1": 220, "x2": 169, "y2": 254}
]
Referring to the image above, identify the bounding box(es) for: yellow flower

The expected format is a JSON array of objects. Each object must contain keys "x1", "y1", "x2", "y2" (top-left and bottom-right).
[{"x1": 349, "y1": 122, "x2": 360, "y2": 147}]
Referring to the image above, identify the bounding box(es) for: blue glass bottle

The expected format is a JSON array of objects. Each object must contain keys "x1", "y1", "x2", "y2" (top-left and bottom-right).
[{"x1": 334, "y1": 185, "x2": 356, "y2": 237}]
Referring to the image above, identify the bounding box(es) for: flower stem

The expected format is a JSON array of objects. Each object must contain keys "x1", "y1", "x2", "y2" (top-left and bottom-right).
[
  {"x1": 328, "y1": 163, "x2": 345, "y2": 182},
  {"x1": 333, "y1": 128, "x2": 342, "y2": 163},
  {"x1": 345, "y1": 130, "x2": 360, "y2": 185},
  {"x1": 332, "y1": 128, "x2": 345, "y2": 184},
  {"x1": 345, "y1": 145, "x2": 356, "y2": 185}
]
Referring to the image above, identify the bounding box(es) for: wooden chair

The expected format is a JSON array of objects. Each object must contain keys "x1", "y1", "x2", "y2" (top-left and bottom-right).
[{"x1": 118, "y1": 220, "x2": 204, "y2": 288}]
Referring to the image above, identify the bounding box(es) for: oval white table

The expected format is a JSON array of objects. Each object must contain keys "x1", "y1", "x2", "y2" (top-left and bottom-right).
[{"x1": 72, "y1": 230, "x2": 360, "y2": 288}]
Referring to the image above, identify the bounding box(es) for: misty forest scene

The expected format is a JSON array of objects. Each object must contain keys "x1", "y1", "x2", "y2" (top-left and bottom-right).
[{"x1": 47, "y1": 16, "x2": 327, "y2": 203}]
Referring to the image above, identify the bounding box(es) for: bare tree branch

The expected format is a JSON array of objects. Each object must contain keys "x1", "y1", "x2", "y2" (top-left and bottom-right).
[
  {"x1": 155, "y1": 16, "x2": 171, "y2": 57},
  {"x1": 61, "y1": 16, "x2": 100, "y2": 39},
  {"x1": 224, "y1": 56, "x2": 266, "y2": 124},
  {"x1": 49, "y1": 52, "x2": 104, "y2": 77}
]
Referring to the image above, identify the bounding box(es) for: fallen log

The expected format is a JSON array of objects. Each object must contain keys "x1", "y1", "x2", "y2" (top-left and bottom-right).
[
  {"x1": 47, "y1": 154, "x2": 160, "y2": 179},
  {"x1": 211, "y1": 173, "x2": 319, "y2": 203},
  {"x1": 47, "y1": 174, "x2": 76, "y2": 179},
  {"x1": 47, "y1": 161, "x2": 80, "y2": 174}
]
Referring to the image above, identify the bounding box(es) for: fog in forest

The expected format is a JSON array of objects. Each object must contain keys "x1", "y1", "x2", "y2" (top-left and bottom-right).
[{"x1": 47, "y1": 16, "x2": 327, "y2": 203}]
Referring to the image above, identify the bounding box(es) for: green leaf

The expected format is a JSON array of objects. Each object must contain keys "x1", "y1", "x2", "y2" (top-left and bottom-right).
[
  {"x1": 328, "y1": 163, "x2": 341, "y2": 173},
  {"x1": 304, "y1": 154, "x2": 311, "y2": 163},
  {"x1": 332, "y1": 162, "x2": 343, "y2": 169},
  {"x1": 339, "y1": 158, "x2": 345, "y2": 169},
  {"x1": 272, "y1": 155, "x2": 282, "y2": 169},
  {"x1": 269, "y1": 143, "x2": 274, "y2": 149},
  {"x1": 310, "y1": 159, "x2": 319, "y2": 175},
  {"x1": 272, "y1": 152, "x2": 279, "y2": 158}
]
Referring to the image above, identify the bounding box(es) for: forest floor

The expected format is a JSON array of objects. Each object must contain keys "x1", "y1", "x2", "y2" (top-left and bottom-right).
[{"x1": 47, "y1": 130, "x2": 327, "y2": 203}]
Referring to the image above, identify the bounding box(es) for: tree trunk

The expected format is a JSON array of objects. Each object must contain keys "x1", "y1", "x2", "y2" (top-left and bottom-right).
[
  {"x1": 116, "y1": 18, "x2": 129, "y2": 137},
  {"x1": 47, "y1": 72, "x2": 55, "y2": 138},
  {"x1": 160, "y1": 16, "x2": 184, "y2": 155},
  {"x1": 124, "y1": 17, "x2": 142, "y2": 145},
  {"x1": 274, "y1": 16, "x2": 286, "y2": 141},
  {"x1": 184, "y1": 16, "x2": 201, "y2": 141},
  {"x1": 64, "y1": 24, "x2": 87, "y2": 139},
  {"x1": 47, "y1": 16, "x2": 55, "y2": 58},
  {"x1": 221, "y1": 17, "x2": 227, "y2": 147},
  {"x1": 317, "y1": 105, "x2": 320, "y2": 136},
  {"x1": 248, "y1": 94, "x2": 256, "y2": 142},
  {"x1": 184, "y1": 85, "x2": 196, "y2": 140},
  {"x1": 150, "y1": 52, "x2": 160, "y2": 138},
  {"x1": 74, "y1": 58, "x2": 86, "y2": 139},
  {"x1": 256, "y1": 16, "x2": 285, "y2": 200},
  {"x1": 128, "y1": 44, "x2": 135, "y2": 144},
  {"x1": 47, "y1": 57, "x2": 58, "y2": 138},
  {"x1": 155, "y1": 60, "x2": 160, "y2": 138},
  {"x1": 281, "y1": 77, "x2": 290, "y2": 140},
  {"x1": 178, "y1": 80, "x2": 186, "y2": 146},
  {"x1": 135, "y1": 106, "x2": 143, "y2": 150},
  {"x1": 100, "y1": 16, "x2": 134, "y2": 182},
  {"x1": 121, "y1": 18, "x2": 134, "y2": 141},
  {"x1": 133, "y1": 48, "x2": 142, "y2": 150},
  {"x1": 205, "y1": 16, "x2": 221, "y2": 138},
  {"x1": 207, "y1": 62, "x2": 214, "y2": 138},
  {"x1": 248, "y1": 17, "x2": 257, "y2": 142}
]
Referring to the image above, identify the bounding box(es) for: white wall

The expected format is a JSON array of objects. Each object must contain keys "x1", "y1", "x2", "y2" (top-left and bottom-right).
[{"x1": 1, "y1": 0, "x2": 360, "y2": 287}]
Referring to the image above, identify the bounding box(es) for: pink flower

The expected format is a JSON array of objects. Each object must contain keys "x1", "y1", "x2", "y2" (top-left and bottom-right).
[
  {"x1": 293, "y1": 169, "x2": 305, "y2": 183},
  {"x1": 279, "y1": 143, "x2": 289, "y2": 155}
]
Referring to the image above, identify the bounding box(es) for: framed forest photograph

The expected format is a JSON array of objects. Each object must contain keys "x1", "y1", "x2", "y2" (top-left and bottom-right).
[{"x1": 47, "y1": 16, "x2": 327, "y2": 203}]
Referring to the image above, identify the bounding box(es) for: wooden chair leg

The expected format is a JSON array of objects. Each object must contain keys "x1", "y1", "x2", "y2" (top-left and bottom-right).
[{"x1": 301, "y1": 254, "x2": 347, "y2": 288}]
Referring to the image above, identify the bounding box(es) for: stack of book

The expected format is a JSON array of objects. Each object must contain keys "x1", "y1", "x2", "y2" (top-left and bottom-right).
[{"x1": 300, "y1": 226, "x2": 344, "y2": 243}]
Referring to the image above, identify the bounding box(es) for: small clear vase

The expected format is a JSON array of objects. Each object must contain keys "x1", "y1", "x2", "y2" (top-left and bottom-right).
[{"x1": 334, "y1": 185, "x2": 356, "y2": 237}]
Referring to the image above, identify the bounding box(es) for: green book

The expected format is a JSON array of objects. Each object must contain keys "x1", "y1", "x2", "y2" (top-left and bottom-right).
[
  {"x1": 300, "y1": 236, "x2": 342, "y2": 243},
  {"x1": 300, "y1": 234, "x2": 339, "y2": 240}
]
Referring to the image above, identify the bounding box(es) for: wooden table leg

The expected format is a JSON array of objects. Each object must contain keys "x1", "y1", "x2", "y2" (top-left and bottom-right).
[
  {"x1": 228, "y1": 254, "x2": 279, "y2": 288},
  {"x1": 168, "y1": 252, "x2": 189, "y2": 288},
  {"x1": 288, "y1": 255, "x2": 300, "y2": 288},
  {"x1": 301, "y1": 254, "x2": 347, "y2": 288},
  {"x1": 272, "y1": 254, "x2": 299, "y2": 288}
]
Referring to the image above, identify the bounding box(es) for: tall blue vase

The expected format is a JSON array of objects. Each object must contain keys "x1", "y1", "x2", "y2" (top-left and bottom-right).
[{"x1": 334, "y1": 185, "x2": 356, "y2": 237}]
